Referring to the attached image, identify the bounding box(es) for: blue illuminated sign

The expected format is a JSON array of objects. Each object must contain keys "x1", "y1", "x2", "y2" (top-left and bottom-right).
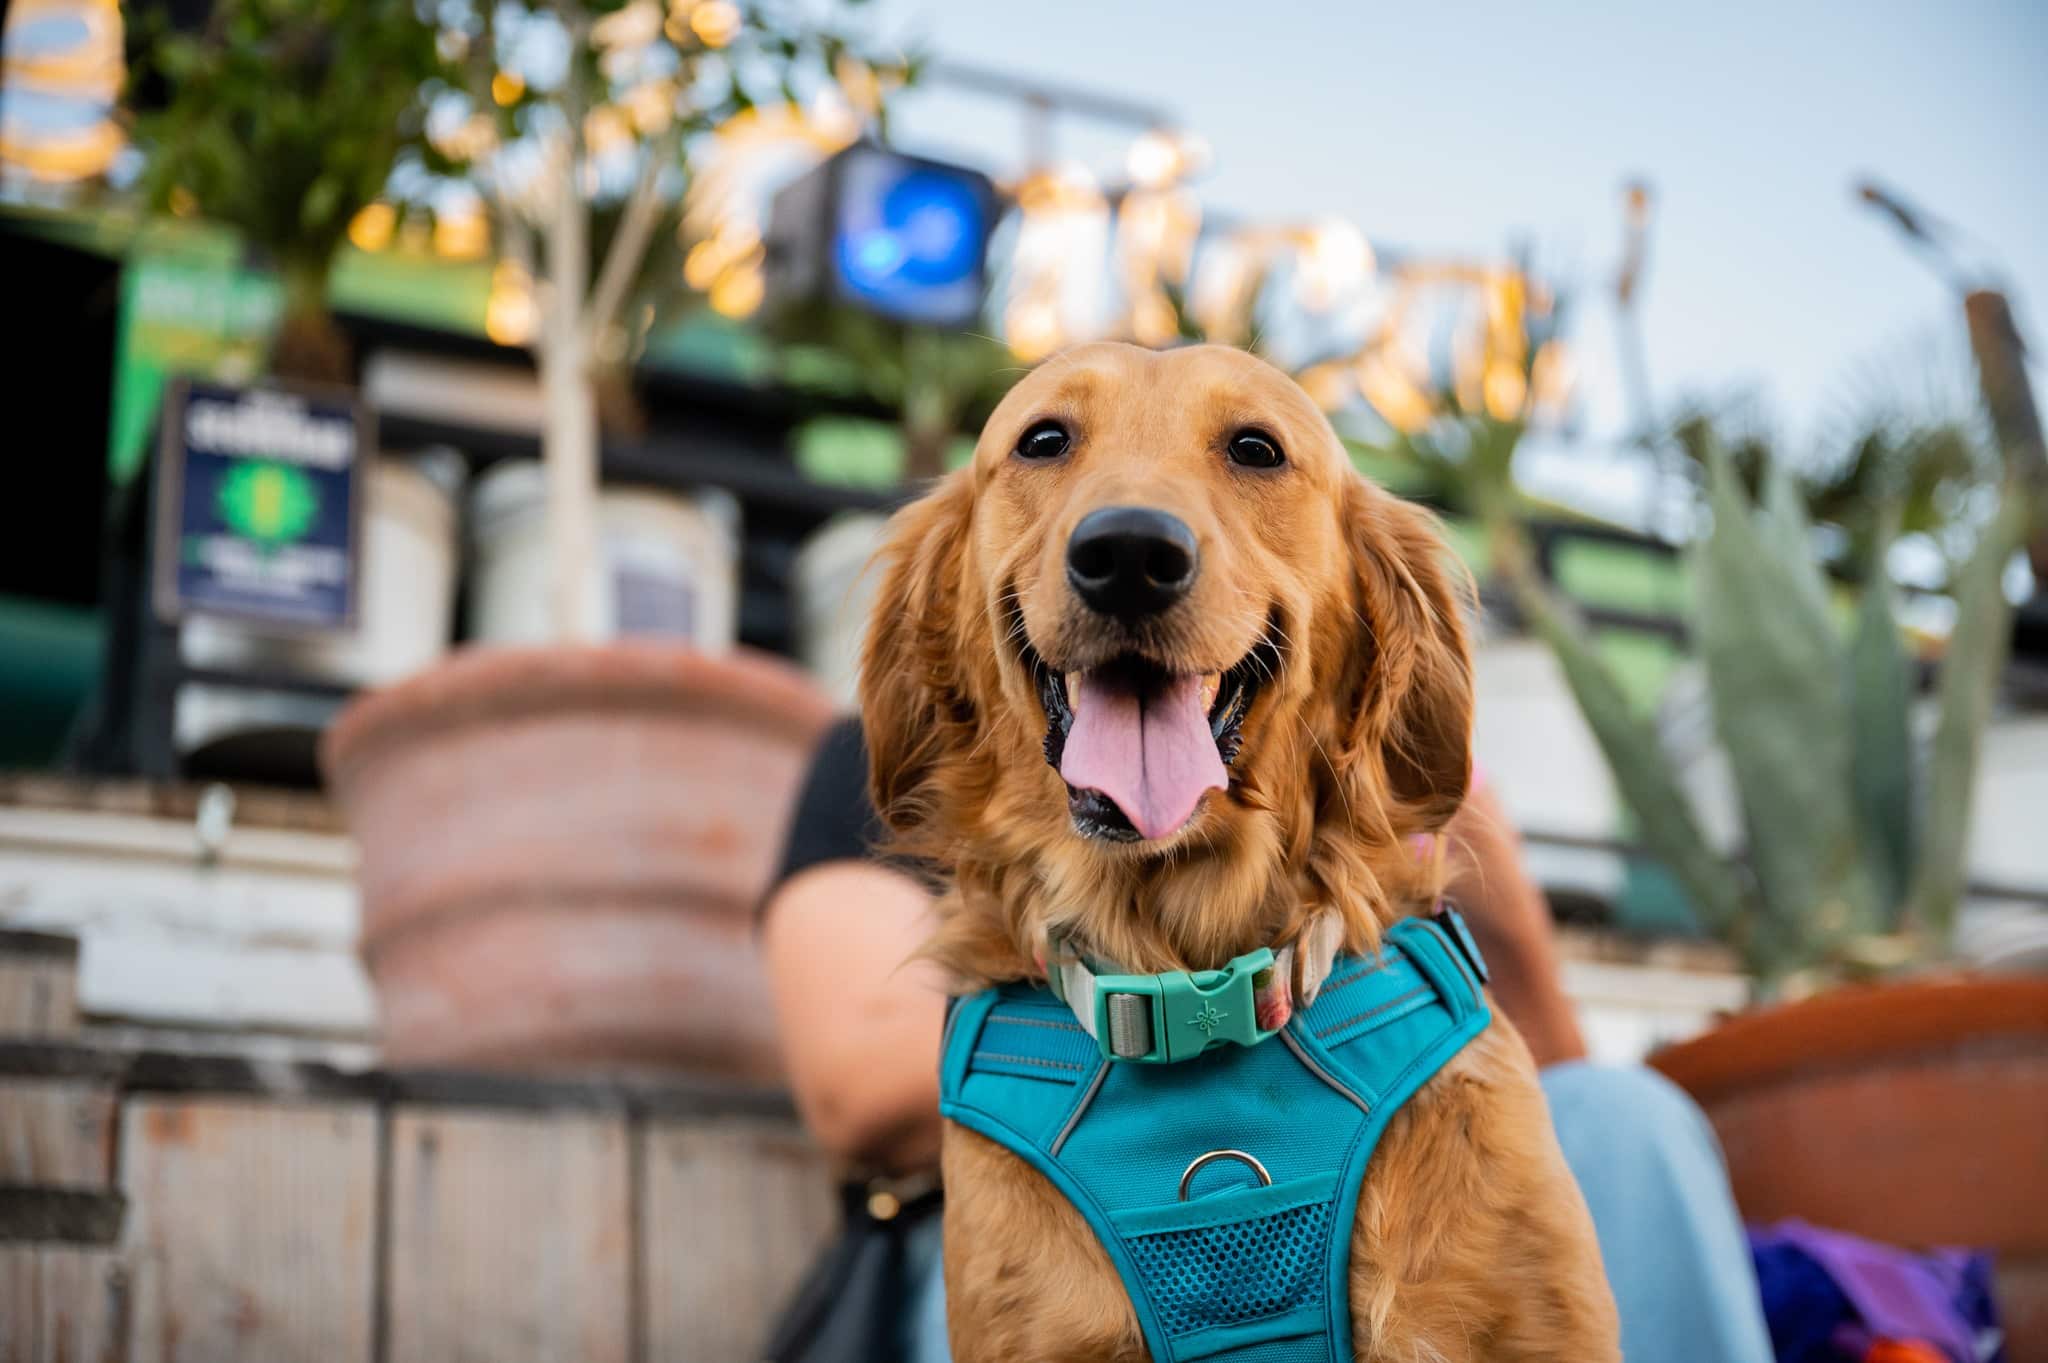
[{"x1": 829, "y1": 147, "x2": 994, "y2": 327}]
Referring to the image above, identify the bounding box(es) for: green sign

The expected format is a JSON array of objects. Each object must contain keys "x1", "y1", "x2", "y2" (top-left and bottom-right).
[{"x1": 110, "y1": 254, "x2": 282, "y2": 487}]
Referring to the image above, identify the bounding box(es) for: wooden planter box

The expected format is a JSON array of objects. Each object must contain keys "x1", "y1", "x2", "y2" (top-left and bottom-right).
[{"x1": 1, "y1": 1040, "x2": 837, "y2": 1362}]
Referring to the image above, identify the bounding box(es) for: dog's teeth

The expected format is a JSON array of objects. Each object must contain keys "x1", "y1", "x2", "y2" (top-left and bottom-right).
[
  {"x1": 1065, "y1": 672, "x2": 1080, "y2": 710},
  {"x1": 1199, "y1": 673, "x2": 1220, "y2": 710}
]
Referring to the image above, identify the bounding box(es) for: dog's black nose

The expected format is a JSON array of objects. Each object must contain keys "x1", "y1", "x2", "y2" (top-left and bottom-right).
[{"x1": 1066, "y1": 506, "x2": 1199, "y2": 620}]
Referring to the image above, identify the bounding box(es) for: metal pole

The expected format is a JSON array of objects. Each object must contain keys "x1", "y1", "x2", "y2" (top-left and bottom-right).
[{"x1": 1965, "y1": 290, "x2": 2048, "y2": 580}]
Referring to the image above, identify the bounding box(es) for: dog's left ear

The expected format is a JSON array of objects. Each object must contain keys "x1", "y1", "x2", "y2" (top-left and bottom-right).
[{"x1": 1337, "y1": 478, "x2": 1475, "y2": 831}]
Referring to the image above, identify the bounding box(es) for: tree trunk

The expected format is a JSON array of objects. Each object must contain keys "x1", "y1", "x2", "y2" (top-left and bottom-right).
[
  {"x1": 902, "y1": 418, "x2": 951, "y2": 482},
  {"x1": 542, "y1": 141, "x2": 601, "y2": 643},
  {"x1": 268, "y1": 263, "x2": 351, "y2": 387},
  {"x1": 901, "y1": 358, "x2": 956, "y2": 483},
  {"x1": 540, "y1": 334, "x2": 601, "y2": 643}
]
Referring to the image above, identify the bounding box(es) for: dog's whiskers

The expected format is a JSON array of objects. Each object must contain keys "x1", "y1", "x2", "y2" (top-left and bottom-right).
[{"x1": 1298, "y1": 714, "x2": 1355, "y2": 831}]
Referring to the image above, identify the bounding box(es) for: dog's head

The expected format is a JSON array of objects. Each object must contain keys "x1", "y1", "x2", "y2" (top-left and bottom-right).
[{"x1": 859, "y1": 342, "x2": 1473, "y2": 979}]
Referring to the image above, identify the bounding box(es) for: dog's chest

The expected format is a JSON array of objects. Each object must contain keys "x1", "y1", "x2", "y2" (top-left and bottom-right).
[{"x1": 938, "y1": 915, "x2": 1490, "y2": 1363}]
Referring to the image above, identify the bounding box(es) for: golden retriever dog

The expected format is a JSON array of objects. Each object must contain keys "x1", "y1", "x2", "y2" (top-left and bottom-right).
[{"x1": 858, "y1": 342, "x2": 1619, "y2": 1362}]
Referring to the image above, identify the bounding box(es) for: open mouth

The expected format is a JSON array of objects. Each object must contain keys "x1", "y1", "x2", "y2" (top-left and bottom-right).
[{"x1": 1026, "y1": 631, "x2": 1278, "y2": 843}]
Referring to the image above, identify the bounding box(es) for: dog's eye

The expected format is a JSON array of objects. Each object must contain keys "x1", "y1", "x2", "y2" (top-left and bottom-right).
[
  {"x1": 1015, "y1": 420, "x2": 1071, "y2": 461},
  {"x1": 1227, "y1": 429, "x2": 1285, "y2": 469}
]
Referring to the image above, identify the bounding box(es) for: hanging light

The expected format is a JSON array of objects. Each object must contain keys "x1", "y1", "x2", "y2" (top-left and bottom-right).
[
  {"x1": 709, "y1": 265, "x2": 765, "y2": 317},
  {"x1": 1129, "y1": 291, "x2": 1179, "y2": 347},
  {"x1": 1294, "y1": 218, "x2": 1373, "y2": 311},
  {"x1": 690, "y1": 0, "x2": 741, "y2": 48},
  {"x1": 1358, "y1": 344, "x2": 1435, "y2": 434},
  {"x1": 484, "y1": 259, "x2": 536, "y2": 345},
  {"x1": 1482, "y1": 361, "x2": 1528, "y2": 422},
  {"x1": 1126, "y1": 128, "x2": 1182, "y2": 189},
  {"x1": 1529, "y1": 338, "x2": 1575, "y2": 419},
  {"x1": 583, "y1": 105, "x2": 632, "y2": 158},
  {"x1": 348, "y1": 202, "x2": 398, "y2": 252},
  {"x1": 0, "y1": 0, "x2": 126, "y2": 182},
  {"x1": 433, "y1": 196, "x2": 490, "y2": 259},
  {"x1": 1005, "y1": 298, "x2": 1064, "y2": 364},
  {"x1": 1295, "y1": 360, "x2": 1354, "y2": 412},
  {"x1": 1187, "y1": 238, "x2": 1257, "y2": 346},
  {"x1": 591, "y1": 0, "x2": 663, "y2": 51}
]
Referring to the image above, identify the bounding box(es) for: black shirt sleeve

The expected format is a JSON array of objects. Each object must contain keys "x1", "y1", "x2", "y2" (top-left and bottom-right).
[{"x1": 771, "y1": 715, "x2": 885, "y2": 890}]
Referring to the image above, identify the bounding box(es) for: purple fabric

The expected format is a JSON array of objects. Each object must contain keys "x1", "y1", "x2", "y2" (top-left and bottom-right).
[{"x1": 1747, "y1": 1220, "x2": 2002, "y2": 1363}]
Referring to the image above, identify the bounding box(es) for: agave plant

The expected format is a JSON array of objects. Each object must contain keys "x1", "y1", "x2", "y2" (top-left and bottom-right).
[
  {"x1": 1505, "y1": 443, "x2": 2028, "y2": 990},
  {"x1": 767, "y1": 304, "x2": 1016, "y2": 481}
]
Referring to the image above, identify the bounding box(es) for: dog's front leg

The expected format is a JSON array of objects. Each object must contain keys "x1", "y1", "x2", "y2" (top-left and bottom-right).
[
  {"x1": 940, "y1": 1123, "x2": 1148, "y2": 1363},
  {"x1": 1345, "y1": 1027, "x2": 1622, "y2": 1362}
]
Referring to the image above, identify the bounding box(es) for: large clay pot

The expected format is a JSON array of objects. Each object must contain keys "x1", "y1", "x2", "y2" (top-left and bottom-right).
[
  {"x1": 322, "y1": 643, "x2": 834, "y2": 1082},
  {"x1": 1650, "y1": 975, "x2": 2048, "y2": 1361}
]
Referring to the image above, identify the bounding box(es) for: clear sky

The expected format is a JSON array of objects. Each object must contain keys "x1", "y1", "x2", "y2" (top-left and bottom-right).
[{"x1": 870, "y1": 0, "x2": 2047, "y2": 481}]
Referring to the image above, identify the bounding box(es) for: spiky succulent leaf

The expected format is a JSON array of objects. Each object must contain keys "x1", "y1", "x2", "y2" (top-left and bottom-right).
[
  {"x1": 1845, "y1": 527, "x2": 1917, "y2": 926},
  {"x1": 1694, "y1": 440, "x2": 1878, "y2": 963},
  {"x1": 1907, "y1": 487, "x2": 2028, "y2": 943},
  {"x1": 1514, "y1": 576, "x2": 1751, "y2": 949},
  {"x1": 1761, "y1": 453, "x2": 1836, "y2": 624}
]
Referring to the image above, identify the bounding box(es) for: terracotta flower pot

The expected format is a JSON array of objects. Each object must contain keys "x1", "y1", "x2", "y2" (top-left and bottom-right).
[
  {"x1": 1650, "y1": 974, "x2": 2048, "y2": 1359},
  {"x1": 322, "y1": 643, "x2": 834, "y2": 1082}
]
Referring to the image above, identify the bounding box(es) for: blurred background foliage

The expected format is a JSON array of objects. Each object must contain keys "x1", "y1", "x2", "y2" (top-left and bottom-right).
[{"x1": 125, "y1": 0, "x2": 444, "y2": 379}]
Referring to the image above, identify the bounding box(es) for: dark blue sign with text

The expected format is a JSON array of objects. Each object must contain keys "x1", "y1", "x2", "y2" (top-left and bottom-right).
[{"x1": 155, "y1": 380, "x2": 367, "y2": 631}]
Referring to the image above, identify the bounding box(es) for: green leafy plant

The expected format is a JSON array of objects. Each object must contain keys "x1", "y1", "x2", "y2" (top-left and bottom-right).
[
  {"x1": 126, "y1": 0, "x2": 444, "y2": 381},
  {"x1": 1667, "y1": 340, "x2": 2002, "y2": 584},
  {"x1": 1387, "y1": 200, "x2": 2038, "y2": 991},
  {"x1": 1503, "y1": 444, "x2": 2027, "y2": 990},
  {"x1": 769, "y1": 306, "x2": 1017, "y2": 480}
]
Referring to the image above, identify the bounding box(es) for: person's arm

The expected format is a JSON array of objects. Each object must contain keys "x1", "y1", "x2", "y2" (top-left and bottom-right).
[
  {"x1": 760, "y1": 859, "x2": 948, "y2": 1173},
  {"x1": 1443, "y1": 779, "x2": 1588, "y2": 1068}
]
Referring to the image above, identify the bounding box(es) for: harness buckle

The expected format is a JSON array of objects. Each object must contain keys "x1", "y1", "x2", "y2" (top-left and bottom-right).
[
  {"x1": 1431, "y1": 904, "x2": 1491, "y2": 985},
  {"x1": 1091, "y1": 947, "x2": 1280, "y2": 1063}
]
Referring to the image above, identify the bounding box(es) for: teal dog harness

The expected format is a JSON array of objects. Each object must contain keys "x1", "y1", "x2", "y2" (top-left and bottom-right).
[{"x1": 938, "y1": 908, "x2": 1491, "y2": 1363}]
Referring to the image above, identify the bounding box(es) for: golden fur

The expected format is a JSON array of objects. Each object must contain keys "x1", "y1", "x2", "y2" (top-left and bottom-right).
[{"x1": 859, "y1": 342, "x2": 1619, "y2": 1361}]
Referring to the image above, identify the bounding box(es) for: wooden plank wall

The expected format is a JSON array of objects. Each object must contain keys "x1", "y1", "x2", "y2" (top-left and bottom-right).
[
  {"x1": 0, "y1": 931, "x2": 80, "y2": 1038},
  {"x1": 643, "y1": 1116, "x2": 840, "y2": 1363},
  {"x1": 0, "y1": 1245, "x2": 127, "y2": 1363},
  {"x1": 0, "y1": 1048, "x2": 839, "y2": 1363},
  {"x1": 386, "y1": 1108, "x2": 632, "y2": 1363},
  {"x1": 122, "y1": 1096, "x2": 380, "y2": 1363},
  {"x1": 1, "y1": 1079, "x2": 118, "y2": 1186}
]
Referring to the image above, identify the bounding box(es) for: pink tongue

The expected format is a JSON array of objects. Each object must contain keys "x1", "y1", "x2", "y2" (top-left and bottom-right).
[{"x1": 1060, "y1": 671, "x2": 1227, "y2": 840}]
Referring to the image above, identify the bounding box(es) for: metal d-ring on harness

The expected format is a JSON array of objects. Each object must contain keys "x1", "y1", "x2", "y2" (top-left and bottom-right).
[
  {"x1": 1178, "y1": 1150, "x2": 1271, "y2": 1201},
  {"x1": 939, "y1": 906, "x2": 1492, "y2": 1363}
]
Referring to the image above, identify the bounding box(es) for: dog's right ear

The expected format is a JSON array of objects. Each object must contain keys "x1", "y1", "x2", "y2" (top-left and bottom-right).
[{"x1": 858, "y1": 471, "x2": 977, "y2": 838}]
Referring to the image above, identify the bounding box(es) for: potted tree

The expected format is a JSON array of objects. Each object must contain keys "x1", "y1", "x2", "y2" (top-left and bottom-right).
[
  {"x1": 127, "y1": 0, "x2": 443, "y2": 384},
  {"x1": 318, "y1": 2, "x2": 900, "y2": 1080}
]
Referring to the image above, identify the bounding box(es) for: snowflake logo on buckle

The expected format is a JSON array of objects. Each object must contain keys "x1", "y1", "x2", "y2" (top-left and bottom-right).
[{"x1": 1187, "y1": 1002, "x2": 1229, "y2": 1037}]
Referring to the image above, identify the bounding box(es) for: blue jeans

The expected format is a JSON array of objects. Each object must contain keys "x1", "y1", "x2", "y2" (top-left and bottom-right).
[{"x1": 906, "y1": 1063, "x2": 1773, "y2": 1363}]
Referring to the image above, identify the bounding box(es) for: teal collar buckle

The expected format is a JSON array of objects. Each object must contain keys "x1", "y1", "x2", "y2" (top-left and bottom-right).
[
  {"x1": 1042, "y1": 912, "x2": 1345, "y2": 1064},
  {"x1": 1088, "y1": 948, "x2": 1281, "y2": 1063}
]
